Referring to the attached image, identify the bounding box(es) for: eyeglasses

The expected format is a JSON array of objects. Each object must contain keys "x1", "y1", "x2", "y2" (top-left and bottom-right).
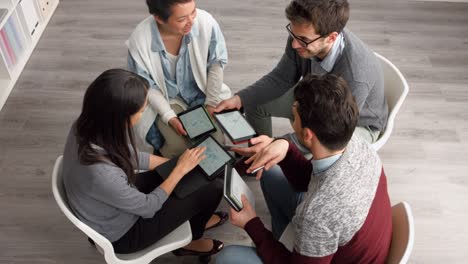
[{"x1": 286, "y1": 23, "x2": 323, "y2": 48}]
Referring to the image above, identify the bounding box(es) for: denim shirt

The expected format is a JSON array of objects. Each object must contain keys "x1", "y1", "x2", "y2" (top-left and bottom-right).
[
  {"x1": 310, "y1": 33, "x2": 345, "y2": 74},
  {"x1": 311, "y1": 154, "x2": 342, "y2": 175},
  {"x1": 127, "y1": 17, "x2": 228, "y2": 151}
]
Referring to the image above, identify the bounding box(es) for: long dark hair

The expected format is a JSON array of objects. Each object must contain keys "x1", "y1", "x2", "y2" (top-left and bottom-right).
[{"x1": 76, "y1": 69, "x2": 149, "y2": 185}]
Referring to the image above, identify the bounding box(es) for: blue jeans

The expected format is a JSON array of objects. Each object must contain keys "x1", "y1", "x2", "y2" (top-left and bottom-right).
[
  {"x1": 216, "y1": 245, "x2": 262, "y2": 264},
  {"x1": 260, "y1": 165, "x2": 304, "y2": 240},
  {"x1": 216, "y1": 245, "x2": 263, "y2": 264},
  {"x1": 216, "y1": 166, "x2": 304, "y2": 263}
]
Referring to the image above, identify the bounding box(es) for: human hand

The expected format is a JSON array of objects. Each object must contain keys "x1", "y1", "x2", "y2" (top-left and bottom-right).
[
  {"x1": 174, "y1": 146, "x2": 207, "y2": 176},
  {"x1": 230, "y1": 135, "x2": 274, "y2": 157},
  {"x1": 169, "y1": 117, "x2": 188, "y2": 136},
  {"x1": 214, "y1": 95, "x2": 242, "y2": 113},
  {"x1": 205, "y1": 105, "x2": 216, "y2": 116},
  {"x1": 245, "y1": 139, "x2": 289, "y2": 180},
  {"x1": 229, "y1": 195, "x2": 257, "y2": 229}
]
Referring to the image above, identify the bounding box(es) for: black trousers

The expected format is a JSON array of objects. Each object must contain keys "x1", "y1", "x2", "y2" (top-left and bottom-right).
[{"x1": 112, "y1": 170, "x2": 223, "y2": 254}]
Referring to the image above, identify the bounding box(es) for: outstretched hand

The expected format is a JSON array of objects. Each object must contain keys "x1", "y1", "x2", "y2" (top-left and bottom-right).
[
  {"x1": 214, "y1": 95, "x2": 242, "y2": 113},
  {"x1": 205, "y1": 105, "x2": 216, "y2": 116},
  {"x1": 175, "y1": 146, "x2": 207, "y2": 176},
  {"x1": 230, "y1": 135, "x2": 274, "y2": 157},
  {"x1": 169, "y1": 117, "x2": 188, "y2": 136},
  {"x1": 244, "y1": 139, "x2": 289, "y2": 180}
]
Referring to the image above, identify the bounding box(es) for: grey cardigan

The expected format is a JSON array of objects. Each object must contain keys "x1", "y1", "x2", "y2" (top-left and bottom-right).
[
  {"x1": 62, "y1": 127, "x2": 168, "y2": 242},
  {"x1": 237, "y1": 29, "x2": 388, "y2": 131}
]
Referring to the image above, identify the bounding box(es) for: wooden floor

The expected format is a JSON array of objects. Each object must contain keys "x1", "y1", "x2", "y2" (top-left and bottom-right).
[{"x1": 1, "y1": 0, "x2": 467, "y2": 263}]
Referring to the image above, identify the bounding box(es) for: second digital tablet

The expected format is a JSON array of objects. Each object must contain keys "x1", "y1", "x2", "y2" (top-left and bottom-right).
[
  {"x1": 193, "y1": 135, "x2": 235, "y2": 180},
  {"x1": 178, "y1": 105, "x2": 217, "y2": 140},
  {"x1": 214, "y1": 110, "x2": 257, "y2": 144}
]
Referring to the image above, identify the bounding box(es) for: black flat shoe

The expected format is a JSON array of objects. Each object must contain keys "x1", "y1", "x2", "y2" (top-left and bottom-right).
[
  {"x1": 172, "y1": 239, "x2": 224, "y2": 257},
  {"x1": 205, "y1": 211, "x2": 228, "y2": 231}
]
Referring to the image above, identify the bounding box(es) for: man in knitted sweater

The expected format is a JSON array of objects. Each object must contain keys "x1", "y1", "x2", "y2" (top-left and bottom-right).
[
  {"x1": 215, "y1": 0, "x2": 387, "y2": 145},
  {"x1": 216, "y1": 74, "x2": 392, "y2": 264}
]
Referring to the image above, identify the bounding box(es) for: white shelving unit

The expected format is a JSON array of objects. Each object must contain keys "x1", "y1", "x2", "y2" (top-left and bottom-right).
[{"x1": 0, "y1": 0, "x2": 59, "y2": 111}]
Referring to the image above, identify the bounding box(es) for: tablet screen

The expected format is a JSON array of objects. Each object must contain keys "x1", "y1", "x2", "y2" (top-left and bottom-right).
[
  {"x1": 197, "y1": 136, "x2": 233, "y2": 177},
  {"x1": 178, "y1": 106, "x2": 216, "y2": 139},
  {"x1": 215, "y1": 111, "x2": 256, "y2": 142}
]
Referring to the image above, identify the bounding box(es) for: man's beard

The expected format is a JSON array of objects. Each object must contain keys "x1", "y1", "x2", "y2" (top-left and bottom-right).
[{"x1": 296, "y1": 46, "x2": 326, "y2": 59}]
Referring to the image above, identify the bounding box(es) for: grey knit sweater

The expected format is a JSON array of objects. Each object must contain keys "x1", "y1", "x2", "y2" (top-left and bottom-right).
[{"x1": 293, "y1": 136, "x2": 382, "y2": 256}]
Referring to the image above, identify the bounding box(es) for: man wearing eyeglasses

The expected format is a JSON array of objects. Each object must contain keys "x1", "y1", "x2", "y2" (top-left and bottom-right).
[{"x1": 215, "y1": 0, "x2": 388, "y2": 148}]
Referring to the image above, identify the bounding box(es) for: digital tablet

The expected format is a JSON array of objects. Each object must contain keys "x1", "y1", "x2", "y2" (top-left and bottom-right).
[
  {"x1": 193, "y1": 135, "x2": 235, "y2": 180},
  {"x1": 214, "y1": 110, "x2": 257, "y2": 144},
  {"x1": 223, "y1": 164, "x2": 255, "y2": 212},
  {"x1": 178, "y1": 105, "x2": 216, "y2": 140},
  {"x1": 155, "y1": 158, "x2": 210, "y2": 199}
]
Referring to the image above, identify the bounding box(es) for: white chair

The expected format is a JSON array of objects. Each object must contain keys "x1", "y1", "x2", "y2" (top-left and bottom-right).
[
  {"x1": 51, "y1": 155, "x2": 193, "y2": 264},
  {"x1": 386, "y1": 202, "x2": 415, "y2": 264},
  {"x1": 372, "y1": 53, "x2": 409, "y2": 151}
]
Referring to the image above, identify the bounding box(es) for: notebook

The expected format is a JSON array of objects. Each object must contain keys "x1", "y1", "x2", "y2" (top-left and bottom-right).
[{"x1": 223, "y1": 164, "x2": 255, "y2": 212}]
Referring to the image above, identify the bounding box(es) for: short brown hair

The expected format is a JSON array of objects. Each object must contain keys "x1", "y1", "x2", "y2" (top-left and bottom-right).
[
  {"x1": 285, "y1": 0, "x2": 350, "y2": 36},
  {"x1": 294, "y1": 74, "x2": 358, "y2": 150}
]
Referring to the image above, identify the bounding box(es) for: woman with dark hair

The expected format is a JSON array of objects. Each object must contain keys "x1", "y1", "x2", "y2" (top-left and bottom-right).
[
  {"x1": 127, "y1": 0, "x2": 231, "y2": 158},
  {"x1": 62, "y1": 69, "x2": 225, "y2": 260}
]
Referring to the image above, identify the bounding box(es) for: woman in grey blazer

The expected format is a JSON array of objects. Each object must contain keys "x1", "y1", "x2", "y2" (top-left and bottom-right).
[{"x1": 62, "y1": 69, "x2": 226, "y2": 260}]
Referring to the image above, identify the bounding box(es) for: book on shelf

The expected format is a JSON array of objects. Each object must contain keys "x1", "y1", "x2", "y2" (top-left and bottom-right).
[
  {"x1": 4, "y1": 18, "x2": 24, "y2": 60},
  {"x1": 0, "y1": 28, "x2": 15, "y2": 67},
  {"x1": 0, "y1": 13, "x2": 27, "y2": 69},
  {"x1": 0, "y1": 31, "x2": 13, "y2": 67}
]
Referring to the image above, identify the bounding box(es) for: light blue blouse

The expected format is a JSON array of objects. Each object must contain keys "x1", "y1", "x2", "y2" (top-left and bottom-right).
[{"x1": 127, "y1": 16, "x2": 228, "y2": 151}]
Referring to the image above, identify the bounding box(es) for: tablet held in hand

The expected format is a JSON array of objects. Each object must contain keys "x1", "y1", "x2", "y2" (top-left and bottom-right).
[
  {"x1": 214, "y1": 110, "x2": 257, "y2": 144},
  {"x1": 178, "y1": 105, "x2": 217, "y2": 140}
]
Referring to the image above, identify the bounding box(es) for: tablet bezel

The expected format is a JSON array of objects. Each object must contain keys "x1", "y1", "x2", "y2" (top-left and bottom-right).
[
  {"x1": 192, "y1": 135, "x2": 235, "y2": 180},
  {"x1": 177, "y1": 105, "x2": 217, "y2": 140},
  {"x1": 213, "y1": 110, "x2": 257, "y2": 144},
  {"x1": 223, "y1": 164, "x2": 242, "y2": 212}
]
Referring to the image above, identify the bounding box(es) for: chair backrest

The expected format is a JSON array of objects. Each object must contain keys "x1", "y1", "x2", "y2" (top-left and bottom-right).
[
  {"x1": 51, "y1": 156, "x2": 121, "y2": 262},
  {"x1": 386, "y1": 202, "x2": 415, "y2": 264},
  {"x1": 51, "y1": 155, "x2": 192, "y2": 264},
  {"x1": 371, "y1": 53, "x2": 409, "y2": 151}
]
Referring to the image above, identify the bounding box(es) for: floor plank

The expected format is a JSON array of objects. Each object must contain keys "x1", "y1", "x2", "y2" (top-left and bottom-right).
[{"x1": 1, "y1": 0, "x2": 467, "y2": 263}]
